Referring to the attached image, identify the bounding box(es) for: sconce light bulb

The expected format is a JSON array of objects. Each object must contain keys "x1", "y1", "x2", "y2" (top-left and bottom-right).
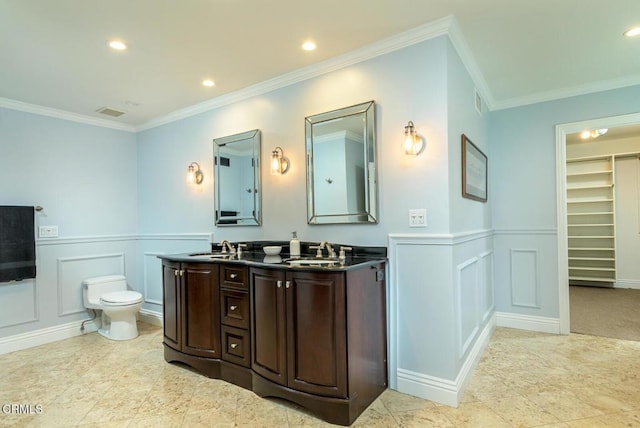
[
  {"x1": 187, "y1": 162, "x2": 203, "y2": 184},
  {"x1": 270, "y1": 147, "x2": 289, "y2": 175},
  {"x1": 271, "y1": 153, "x2": 281, "y2": 175},
  {"x1": 403, "y1": 121, "x2": 423, "y2": 155}
]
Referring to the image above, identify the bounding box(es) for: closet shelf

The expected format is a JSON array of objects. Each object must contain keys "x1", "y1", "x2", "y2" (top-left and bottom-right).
[
  {"x1": 568, "y1": 236, "x2": 614, "y2": 239},
  {"x1": 566, "y1": 156, "x2": 616, "y2": 286},
  {"x1": 567, "y1": 199, "x2": 614, "y2": 203},
  {"x1": 568, "y1": 224, "x2": 614, "y2": 227},
  {"x1": 568, "y1": 247, "x2": 615, "y2": 251},
  {"x1": 568, "y1": 212, "x2": 613, "y2": 216},
  {"x1": 566, "y1": 184, "x2": 613, "y2": 191},
  {"x1": 566, "y1": 170, "x2": 612, "y2": 177},
  {"x1": 569, "y1": 276, "x2": 615, "y2": 282}
]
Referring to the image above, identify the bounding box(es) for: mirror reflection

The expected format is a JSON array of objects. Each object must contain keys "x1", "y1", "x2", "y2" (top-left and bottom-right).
[
  {"x1": 213, "y1": 129, "x2": 261, "y2": 226},
  {"x1": 305, "y1": 101, "x2": 377, "y2": 224}
]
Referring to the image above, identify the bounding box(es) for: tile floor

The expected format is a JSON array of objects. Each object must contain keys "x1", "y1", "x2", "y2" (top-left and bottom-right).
[{"x1": 1, "y1": 324, "x2": 639, "y2": 427}]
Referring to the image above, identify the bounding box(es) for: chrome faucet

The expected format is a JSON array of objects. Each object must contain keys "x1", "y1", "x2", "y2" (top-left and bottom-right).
[
  {"x1": 310, "y1": 241, "x2": 336, "y2": 258},
  {"x1": 220, "y1": 240, "x2": 236, "y2": 254}
]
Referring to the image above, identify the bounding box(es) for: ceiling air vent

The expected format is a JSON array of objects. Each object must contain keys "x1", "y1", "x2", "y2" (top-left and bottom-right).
[{"x1": 96, "y1": 106, "x2": 126, "y2": 117}]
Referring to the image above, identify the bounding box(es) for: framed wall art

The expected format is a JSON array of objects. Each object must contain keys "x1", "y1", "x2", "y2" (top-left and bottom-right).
[{"x1": 461, "y1": 134, "x2": 487, "y2": 202}]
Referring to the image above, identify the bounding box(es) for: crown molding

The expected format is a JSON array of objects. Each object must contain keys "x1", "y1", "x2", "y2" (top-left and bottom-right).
[
  {"x1": 446, "y1": 18, "x2": 495, "y2": 110},
  {"x1": 0, "y1": 97, "x2": 136, "y2": 132},
  {"x1": 492, "y1": 75, "x2": 640, "y2": 111},
  {"x1": 136, "y1": 15, "x2": 457, "y2": 132}
]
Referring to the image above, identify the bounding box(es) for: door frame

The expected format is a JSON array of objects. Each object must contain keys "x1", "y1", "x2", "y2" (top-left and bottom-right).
[{"x1": 555, "y1": 112, "x2": 640, "y2": 334}]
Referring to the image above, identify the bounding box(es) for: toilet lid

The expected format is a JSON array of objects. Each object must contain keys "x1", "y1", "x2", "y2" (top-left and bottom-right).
[{"x1": 100, "y1": 290, "x2": 143, "y2": 305}]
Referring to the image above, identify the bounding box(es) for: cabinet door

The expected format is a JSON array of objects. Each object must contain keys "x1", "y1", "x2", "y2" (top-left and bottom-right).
[
  {"x1": 162, "y1": 261, "x2": 181, "y2": 351},
  {"x1": 286, "y1": 271, "x2": 347, "y2": 398},
  {"x1": 250, "y1": 268, "x2": 287, "y2": 385},
  {"x1": 182, "y1": 263, "x2": 221, "y2": 358}
]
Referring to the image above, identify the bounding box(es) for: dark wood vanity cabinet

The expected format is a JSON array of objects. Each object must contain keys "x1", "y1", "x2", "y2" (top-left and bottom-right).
[
  {"x1": 251, "y1": 268, "x2": 347, "y2": 397},
  {"x1": 161, "y1": 256, "x2": 387, "y2": 426},
  {"x1": 250, "y1": 265, "x2": 387, "y2": 425},
  {"x1": 219, "y1": 264, "x2": 251, "y2": 369},
  {"x1": 162, "y1": 261, "x2": 221, "y2": 359}
]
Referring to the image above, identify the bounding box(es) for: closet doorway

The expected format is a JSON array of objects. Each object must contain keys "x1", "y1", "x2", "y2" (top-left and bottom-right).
[
  {"x1": 556, "y1": 113, "x2": 640, "y2": 338},
  {"x1": 565, "y1": 127, "x2": 640, "y2": 341}
]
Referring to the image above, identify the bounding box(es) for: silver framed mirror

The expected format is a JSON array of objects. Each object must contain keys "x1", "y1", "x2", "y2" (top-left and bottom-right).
[
  {"x1": 213, "y1": 129, "x2": 261, "y2": 226},
  {"x1": 305, "y1": 101, "x2": 377, "y2": 224}
]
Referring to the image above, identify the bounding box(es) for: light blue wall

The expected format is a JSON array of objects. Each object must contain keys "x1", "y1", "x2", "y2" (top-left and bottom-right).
[
  {"x1": 0, "y1": 108, "x2": 137, "y2": 235},
  {"x1": 446, "y1": 39, "x2": 491, "y2": 234},
  {"x1": 0, "y1": 108, "x2": 138, "y2": 337},
  {"x1": 491, "y1": 85, "x2": 640, "y2": 318},
  {"x1": 136, "y1": 37, "x2": 451, "y2": 244}
]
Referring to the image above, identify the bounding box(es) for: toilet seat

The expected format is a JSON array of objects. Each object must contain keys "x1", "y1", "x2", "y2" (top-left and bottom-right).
[{"x1": 100, "y1": 290, "x2": 143, "y2": 306}]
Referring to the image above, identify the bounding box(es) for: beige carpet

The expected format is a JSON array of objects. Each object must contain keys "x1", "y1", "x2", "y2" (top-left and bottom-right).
[{"x1": 570, "y1": 285, "x2": 640, "y2": 341}]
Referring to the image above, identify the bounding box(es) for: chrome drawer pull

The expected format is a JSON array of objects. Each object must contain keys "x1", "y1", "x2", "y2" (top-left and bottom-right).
[
  {"x1": 277, "y1": 280, "x2": 282, "y2": 288},
  {"x1": 285, "y1": 281, "x2": 291, "y2": 289},
  {"x1": 230, "y1": 273, "x2": 238, "y2": 279},
  {"x1": 230, "y1": 343, "x2": 238, "y2": 349},
  {"x1": 230, "y1": 305, "x2": 237, "y2": 311}
]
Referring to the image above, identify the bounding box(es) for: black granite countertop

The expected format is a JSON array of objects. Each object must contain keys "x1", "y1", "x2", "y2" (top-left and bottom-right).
[{"x1": 159, "y1": 241, "x2": 387, "y2": 271}]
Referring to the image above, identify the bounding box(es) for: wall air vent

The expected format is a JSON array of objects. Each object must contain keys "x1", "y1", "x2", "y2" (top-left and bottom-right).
[
  {"x1": 474, "y1": 90, "x2": 483, "y2": 115},
  {"x1": 96, "y1": 107, "x2": 126, "y2": 117}
]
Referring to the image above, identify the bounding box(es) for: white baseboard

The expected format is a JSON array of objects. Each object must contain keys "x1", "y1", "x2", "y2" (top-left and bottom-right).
[
  {"x1": 139, "y1": 309, "x2": 163, "y2": 327},
  {"x1": 495, "y1": 311, "x2": 560, "y2": 334},
  {"x1": 615, "y1": 279, "x2": 640, "y2": 290},
  {"x1": 396, "y1": 314, "x2": 496, "y2": 407},
  {"x1": 0, "y1": 310, "x2": 163, "y2": 356},
  {"x1": 0, "y1": 320, "x2": 94, "y2": 356}
]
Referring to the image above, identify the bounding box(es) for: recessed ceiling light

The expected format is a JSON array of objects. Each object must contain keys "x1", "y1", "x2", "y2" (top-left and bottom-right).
[
  {"x1": 623, "y1": 26, "x2": 640, "y2": 37},
  {"x1": 302, "y1": 41, "x2": 317, "y2": 51},
  {"x1": 202, "y1": 79, "x2": 215, "y2": 87},
  {"x1": 580, "y1": 128, "x2": 608, "y2": 139},
  {"x1": 109, "y1": 40, "x2": 127, "y2": 50}
]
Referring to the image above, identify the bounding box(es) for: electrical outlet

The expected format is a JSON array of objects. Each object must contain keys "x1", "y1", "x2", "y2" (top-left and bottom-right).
[
  {"x1": 409, "y1": 209, "x2": 427, "y2": 227},
  {"x1": 39, "y1": 225, "x2": 59, "y2": 238}
]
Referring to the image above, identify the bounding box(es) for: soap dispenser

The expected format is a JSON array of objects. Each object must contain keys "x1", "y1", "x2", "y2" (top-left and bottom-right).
[{"x1": 290, "y1": 231, "x2": 300, "y2": 258}]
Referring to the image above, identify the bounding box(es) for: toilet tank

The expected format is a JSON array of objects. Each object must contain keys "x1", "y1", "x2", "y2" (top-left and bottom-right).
[{"x1": 83, "y1": 275, "x2": 127, "y2": 304}]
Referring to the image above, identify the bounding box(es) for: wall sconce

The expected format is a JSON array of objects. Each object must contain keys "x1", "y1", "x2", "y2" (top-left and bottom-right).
[
  {"x1": 270, "y1": 147, "x2": 290, "y2": 175},
  {"x1": 403, "y1": 121, "x2": 425, "y2": 155},
  {"x1": 187, "y1": 162, "x2": 204, "y2": 184}
]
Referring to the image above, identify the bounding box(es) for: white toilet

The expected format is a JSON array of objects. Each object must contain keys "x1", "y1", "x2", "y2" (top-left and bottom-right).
[{"x1": 82, "y1": 275, "x2": 143, "y2": 341}]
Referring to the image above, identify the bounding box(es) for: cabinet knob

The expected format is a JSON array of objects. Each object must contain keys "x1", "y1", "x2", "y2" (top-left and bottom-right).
[
  {"x1": 230, "y1": 343, "x2": 238, "y2": 349},
  {"x1": 230, "y1": 305, "x2": 237, "y2": 311},
  {"x1": 179, "y1": 270, "x2": 184, "y2": 277},
  {"x1": 174, "y1": 270, "x2": 178, "y2": 276},
  {"x1": 285, "y1": 281, "x2": 291, "y2": 289},
  {"x1": 277, "y1": 280, "x2": 282, "y2": 288},
  {"x1": 230, "y1": 273, "x2": 238, "y2": 279}
]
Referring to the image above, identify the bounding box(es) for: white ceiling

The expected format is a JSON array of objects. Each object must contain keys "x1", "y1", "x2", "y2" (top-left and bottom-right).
[{"x1": 1, "y1": 0, "x2": 639, "y2": 129}]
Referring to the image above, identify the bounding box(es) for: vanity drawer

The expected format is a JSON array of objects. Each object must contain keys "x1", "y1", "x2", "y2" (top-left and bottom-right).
[
  {"x1": 220, "y1": 289, "x2": 249, "y2": 329},
  {"x1": 221, "y1": 325, "x2": 250, "y2": 367},
  {"x1": 220, "y1": 265, "x2": 247, "y2": 290}
]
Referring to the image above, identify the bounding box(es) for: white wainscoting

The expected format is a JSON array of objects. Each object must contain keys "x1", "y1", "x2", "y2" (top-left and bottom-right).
[
  {"x1": 457, "y1": 256, "x2": 479, "y2": 358},
  {"x1": 493, "y1": 229, "x2": 560, "y2": 330},
  {"x1": 0, "y1": 233, "x2": 208, "y2": 354},
  {"x1": 0, "y1": 280, "x2": 38, "y2": 329},
  {"x1": 143, "y1": 252, "x2": 165, "y2": 305},
  {"x1": 388, "y1": 230, "x2": 494, "y2": 407},
  {"x1": 57, "y1": 252, "x2": 126, "y2": 316},
  {"x1": 509, "y1": 249, "x2": 540, "y2": 309}
]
